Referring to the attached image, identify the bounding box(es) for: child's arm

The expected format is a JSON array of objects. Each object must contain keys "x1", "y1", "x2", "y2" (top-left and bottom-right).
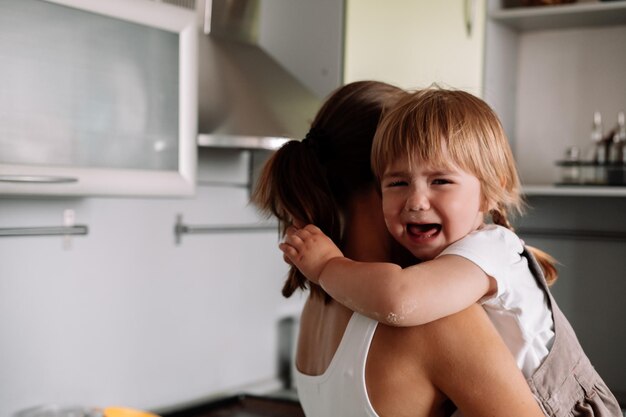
[{"x1": 280, "y1": 224, "x2": 495, "y2": 327}]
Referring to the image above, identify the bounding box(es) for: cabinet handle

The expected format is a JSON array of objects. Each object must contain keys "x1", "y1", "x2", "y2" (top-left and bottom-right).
[
  {"x1": 0, "y1": 175, "x2": 78, "y2": 183},
  {"x1": 464, "y1": 0, "x2": 476, "y2": 37}
]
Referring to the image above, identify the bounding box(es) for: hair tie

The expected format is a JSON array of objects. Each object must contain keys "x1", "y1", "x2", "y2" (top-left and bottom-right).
[{"x1": 302, "y1": 127, "x2": 331, "y2": 164}]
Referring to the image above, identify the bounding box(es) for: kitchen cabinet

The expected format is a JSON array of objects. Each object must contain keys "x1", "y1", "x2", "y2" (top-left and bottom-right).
[
  {"x1": 0, "y1": 0, "x2": 197, "y2": 197},
  {"x1": 484, "y1": 0, "x2": 626, "y2": 196},
  {"x1": 343, "y1": 0, "x2": 486, "y2": 96}
]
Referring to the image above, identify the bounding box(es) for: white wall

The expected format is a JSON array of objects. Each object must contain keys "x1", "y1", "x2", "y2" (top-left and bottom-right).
[
  {"x1": 344, "y1": 0, "x2": 485, "y2": 95},
  {"x1": 0, "y1": 151, "x2": 304, "y2": 416}
]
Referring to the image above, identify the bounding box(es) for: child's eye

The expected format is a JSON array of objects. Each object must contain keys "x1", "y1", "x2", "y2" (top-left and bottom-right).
[
  {"x1": 432, "y1": 178, "x2": 452, "y2": 185},
  {"x1": 386, "y1": 180, "x2": 408, "y2": 187}
]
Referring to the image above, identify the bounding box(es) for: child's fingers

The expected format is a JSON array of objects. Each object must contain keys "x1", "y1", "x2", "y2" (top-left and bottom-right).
[
  {"x1": 283, "y1": 232, "x2": 304, "y2": 248},
  {"x1": 293, "y1": 225, "x2": 320, "y2": 241},
  {"x1": 279, "y1": 242, "x2": 298, "y2": 258},
  {"x1": 303, "y1": 224, "x2": 322, "y2": 234},
  {"x1": 286, "y1": 226, "x2": 313, "y2": 243},
  {"x1": 282, "y1": 253, "x2": 294, "y2": 266},
  {"x1": 285, "y1": 224, "x2": 322, "y2": 243},
  {"x1": 284, "y1": 225, "x2": 299, "y2": 236}
]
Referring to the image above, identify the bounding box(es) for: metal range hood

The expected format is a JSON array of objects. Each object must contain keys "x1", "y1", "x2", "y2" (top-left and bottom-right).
[{"x1": 196, "y1": 0, "x2": 322, "y2": 150}]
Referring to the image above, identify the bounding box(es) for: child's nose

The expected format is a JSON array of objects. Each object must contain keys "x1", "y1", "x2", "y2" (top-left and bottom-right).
[{"x1": 405, "y1": 189, "x2": 430, "y2": 212}]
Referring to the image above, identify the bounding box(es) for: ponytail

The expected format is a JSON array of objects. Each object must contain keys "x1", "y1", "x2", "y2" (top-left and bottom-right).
[
  {"x1": 252, "y1": 139, "x2": 341, "y2": 301},
  {"x1": 490, "y1": 207, "x2": 558, "y2": 286},
  {"x1": 252, "y1": 81, "x2": 405, "y2": 301}
]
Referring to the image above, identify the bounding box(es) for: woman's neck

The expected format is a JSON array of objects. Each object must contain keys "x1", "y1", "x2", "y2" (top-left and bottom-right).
[
  {"x1": 297, "y1": 187, "x2": 391, "y2": 376},
  {"x1": 341, "y1": 187, "x2": 391, "y2": 263}
]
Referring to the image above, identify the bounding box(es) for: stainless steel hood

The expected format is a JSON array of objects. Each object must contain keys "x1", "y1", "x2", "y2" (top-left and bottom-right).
[{"x1": 196, "y1": 0, "x2": 322, "y2": 150}]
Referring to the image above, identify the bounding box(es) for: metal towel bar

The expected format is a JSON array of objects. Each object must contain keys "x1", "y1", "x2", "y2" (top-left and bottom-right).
[
  {"x1": 0, "y1": 225, "x2": 88, "y2": 237},
  {"x1": 175, "y1": 214, "x2": 277, "y2": 245},
  {"x1": 0, "y1": 210, "x2": 87, "y2": 239}
]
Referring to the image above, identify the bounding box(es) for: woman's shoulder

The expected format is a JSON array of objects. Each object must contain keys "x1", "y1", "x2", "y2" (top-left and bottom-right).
[
  {"x1": 366, "y1": 305, "x2": 499, "y2": 411},
  {"x1": 372, "y1": 304, "x2": 494, "y2": 362}
]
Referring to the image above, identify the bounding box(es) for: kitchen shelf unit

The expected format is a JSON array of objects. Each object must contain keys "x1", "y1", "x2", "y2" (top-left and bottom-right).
[{"x1": 484, "y1": 0, "x2": 626, "y2": 197}]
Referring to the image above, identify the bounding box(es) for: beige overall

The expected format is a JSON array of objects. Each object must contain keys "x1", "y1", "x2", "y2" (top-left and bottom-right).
[{"x1": 524, "y1": 249, "x2": 622, "y2": 417}]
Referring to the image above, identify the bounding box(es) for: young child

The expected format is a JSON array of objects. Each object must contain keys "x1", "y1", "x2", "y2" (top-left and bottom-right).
[{"x1": 280, "y1": 88, "x2": 622, "y2": 416}]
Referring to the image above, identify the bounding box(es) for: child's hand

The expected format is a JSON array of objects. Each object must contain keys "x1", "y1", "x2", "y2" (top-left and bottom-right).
[{"x1": 279, "y1": 224, "x2": 343, "y2": 284}]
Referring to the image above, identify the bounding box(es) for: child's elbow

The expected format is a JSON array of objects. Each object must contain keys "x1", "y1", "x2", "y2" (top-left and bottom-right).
[
  {"x1": 383, "y1": 311, "x2": 409, "y2": 327},
  {"x1": 380, "y1": 292, "x2": 425, "y2": 327}
]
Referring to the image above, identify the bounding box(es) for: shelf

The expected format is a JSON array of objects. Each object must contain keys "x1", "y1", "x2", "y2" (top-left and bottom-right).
[
  {"x1": 490, "y1": 1, "x2": 626, "y2": 31},
  {"x1": 522, "y1": 184, "x2": 626, "y2": 196}
]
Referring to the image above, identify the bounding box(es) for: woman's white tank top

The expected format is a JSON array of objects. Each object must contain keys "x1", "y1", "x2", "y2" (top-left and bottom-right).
[{"x1": 294, "y1": 312, "x2": 380, "y2": 417}]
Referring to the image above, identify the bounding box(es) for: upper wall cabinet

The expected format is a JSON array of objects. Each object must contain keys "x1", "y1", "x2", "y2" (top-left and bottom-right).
[
  {"x1": 343, "y1": 0, "x2": 486, "y2": 96},
  {"x1": 484, "y1": 0, "x2": 626, "y2": 196},
  {"x1": 489, "y1": 0, "x2": 626, "y2": 31},
  {"x1": 0, "y1": 0, "x2": 197, "y2": 197}
]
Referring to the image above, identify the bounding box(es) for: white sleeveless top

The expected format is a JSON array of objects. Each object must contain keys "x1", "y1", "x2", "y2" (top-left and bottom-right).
[
  {"x1": 439, "y1": 224, "x2": 555, "y2": 378},
  {"x1": 294, "y1": 313, "x2": 380, "y2": 417}
]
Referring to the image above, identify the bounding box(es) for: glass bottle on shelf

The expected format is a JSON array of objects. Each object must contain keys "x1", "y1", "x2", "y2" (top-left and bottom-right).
[
  {"x1": 609, "y1": 112, "x2": 625, "y2": 163},
  {"x1": 608, "y1": 111, "x2": 626, "y2": 186},
  {"x1": 621, "y1": 114, "x2": 626, "y2": 166},
  {"x1": 588, "y1": 111, "x2": 608, "y2": 184}
]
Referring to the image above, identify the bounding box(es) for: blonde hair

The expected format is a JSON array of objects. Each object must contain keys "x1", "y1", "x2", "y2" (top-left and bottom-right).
[{"x1": 371, "y1": 88, "x2": 558, "y2": 285}]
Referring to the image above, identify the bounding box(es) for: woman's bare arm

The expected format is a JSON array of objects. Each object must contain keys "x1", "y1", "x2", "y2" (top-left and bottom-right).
[{"x1": 365, "y1": 304, "x2": 543, "y2": 417}]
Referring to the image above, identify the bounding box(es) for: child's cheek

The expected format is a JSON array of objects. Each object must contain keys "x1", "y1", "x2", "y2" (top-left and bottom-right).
[{"x1": 383, "y1": 217, "x2": 403, "y2": 237}]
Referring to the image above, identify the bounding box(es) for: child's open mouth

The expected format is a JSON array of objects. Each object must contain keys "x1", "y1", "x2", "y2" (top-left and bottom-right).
[{"x1": 406, "y1": 223, "x2": 441, "y2": 239}]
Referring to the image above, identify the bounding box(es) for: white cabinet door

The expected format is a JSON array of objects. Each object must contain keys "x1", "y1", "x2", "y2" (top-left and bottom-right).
[
  {"x1": 0, "y1": 0, "x2": 197, "y2": 197},
  {"x1": 344, "y1": 0, "x2": 485, "y2": 96}
]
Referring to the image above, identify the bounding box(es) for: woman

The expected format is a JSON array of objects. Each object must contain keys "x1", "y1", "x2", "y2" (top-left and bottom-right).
[{"x1": 253, "y1": 81, "x2": 544, "y2": 417}]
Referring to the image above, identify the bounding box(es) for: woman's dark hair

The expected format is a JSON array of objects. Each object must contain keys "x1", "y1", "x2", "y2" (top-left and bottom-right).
[{"x1": 252, "y1": 81, "x2": 404, "y2": 300}]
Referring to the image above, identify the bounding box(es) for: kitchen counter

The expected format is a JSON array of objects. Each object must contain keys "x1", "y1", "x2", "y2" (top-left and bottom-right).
[
  {"x1": 161, "y1": 393, "x2": 304, "y2": 417},
  {"x1": 160, "y1": 391, "x2": 625, "y2": 417}
]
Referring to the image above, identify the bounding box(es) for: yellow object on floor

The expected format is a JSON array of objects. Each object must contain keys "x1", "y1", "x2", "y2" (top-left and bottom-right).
[{"x1": 103, "y1": 407, "x2": 160, "y2": 417}]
